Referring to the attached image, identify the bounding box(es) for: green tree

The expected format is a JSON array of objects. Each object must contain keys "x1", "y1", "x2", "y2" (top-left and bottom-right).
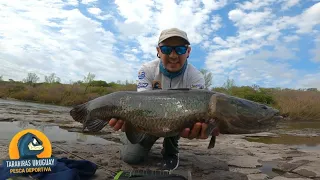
[
  {"x1": 23, "y1": 73, "x2": 39, "y2": 84},
  {"x1": 223, "y1": 78, "x2": 235, "y2": 95},
  {"x1": 200, "y1": 69, "x2": 213, "y2": 90},
  {"x1": 44, "y1": 73, "x2": 61, "y2": 83},
  {"x1": 83, "y1": 72, "x2": 96, "y2": 93},
  {"x1": 83, "y1": 72, "x2": 95, "y2": 84}
]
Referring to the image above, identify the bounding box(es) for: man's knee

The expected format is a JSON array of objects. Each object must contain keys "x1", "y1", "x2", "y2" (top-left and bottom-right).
[
  {"x1": 120, "y1": 144, "x2": 149, "y2": 164},
  {"x1": 120, "y1": 151, "x2": 146, "y2": 164},
  {"x1": 119, "y1": 132, "x2": 159, "y2": 164}
]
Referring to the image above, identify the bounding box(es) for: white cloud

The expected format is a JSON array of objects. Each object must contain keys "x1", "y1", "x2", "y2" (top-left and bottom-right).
[
  {"x1": 0, "y1": 0, "x2": 319, "y2": 90},
  {"x1": 228, "y1": 9, "x2": 273, "y2": 28},
  {"x1": 88, "y1": 7, "x2": 102, "y2": 15},
  {"x1": 310, "y1": 36, "x2": 320, "y2": 63},
  {"x1": 281, "y1": 0, "x2": 301, "y2": 10},
  {"x1": 283, "y1": 35, "x2": 300, "y2": 42},
  {"x1": 81, "y1": 0, "x2": 98, "y2": 5},
  {"x1": 113, "y1": 0, "x2": 227, "y2": 59},
  {"x1": 236, "y1": 0, "x2": 276, "y2": 11},
  {"x1": 295, "y1": 2, "x2": 320, "y2": 34},
  {"x1": 204, "y1": 1, "x2": 320, "y2": 87},
  {"x1": 0, "y1": 0, "x2": 140, "y2": 83},
  {"x1": 296, "y1": 73, "x2": 320, "y2": 89}
]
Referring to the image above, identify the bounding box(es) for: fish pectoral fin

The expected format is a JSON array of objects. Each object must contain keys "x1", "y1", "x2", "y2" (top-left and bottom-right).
[
  {"x1": 206, "y1": 119, "x2": 217, "y2": 149},
  {"x1": 208, "y1": 136, "x2": 216, "y2": 149},
  {"x1": 125, "y1": 122, "x2": 146, "y2": 144},
  {"x1": 86, "y1": 119, "x2": 109, "y2": 132}
]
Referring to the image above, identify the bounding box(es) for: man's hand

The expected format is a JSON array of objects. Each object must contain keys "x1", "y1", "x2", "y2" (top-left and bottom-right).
[
  {"x1": 180, "y1": 122, "x2": 220, "y2": 139},
  {"x1": 108, "y1": 118, "x2": 125, "y2": 131}
]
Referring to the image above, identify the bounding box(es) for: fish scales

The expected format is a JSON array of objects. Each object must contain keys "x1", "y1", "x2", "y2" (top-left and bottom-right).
[
  {"x1": 70, "y1": 88, "x2": 282, "y2": 149},
  {"x1": 116, "y1": 91, "x2": 212, "y2": 136}
]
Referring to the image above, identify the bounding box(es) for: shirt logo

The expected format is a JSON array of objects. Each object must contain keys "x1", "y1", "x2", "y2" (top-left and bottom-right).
[
  {"x1": 138, "y1": 71, "x2": 145, "y2": 79},
  {"x1": 137, "y1": 82, "x2": 148, "y2": 88}
]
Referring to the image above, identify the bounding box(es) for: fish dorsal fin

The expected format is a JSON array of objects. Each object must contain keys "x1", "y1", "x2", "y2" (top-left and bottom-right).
[{"x1": 125, "y1": 121, "x2": 146, "y2": 144}]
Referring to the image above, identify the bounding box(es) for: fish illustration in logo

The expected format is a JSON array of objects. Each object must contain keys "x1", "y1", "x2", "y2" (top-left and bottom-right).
[{"x1": 17, "y1": 132, "x2": 44, "y2": 159}]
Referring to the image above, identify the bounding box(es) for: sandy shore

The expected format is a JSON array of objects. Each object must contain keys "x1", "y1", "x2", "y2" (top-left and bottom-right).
[{"x1": 0, "y1": 99, "x2": 319, "y2": 180}]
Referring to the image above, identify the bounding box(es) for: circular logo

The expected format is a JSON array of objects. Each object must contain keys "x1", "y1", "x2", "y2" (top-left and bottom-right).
[{"x1": 8, "y1": 129, "x2": 52, "y2": 159}]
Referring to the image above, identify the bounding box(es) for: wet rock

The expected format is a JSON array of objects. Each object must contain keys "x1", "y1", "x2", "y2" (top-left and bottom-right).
[
  {"x1": 244, "y1": 132, "x2": 279, "y2": 137},
  {"x1": 100, "y1": 159, "x2": 109, "y2": 166},
  {"x1": 274, "y1": 160, "x2": 310, "y2": 172},
  {"x1": 282, "y1": 172, "x2": 307, "y2": 178},
  {"x1": 292, "y1": 161, "x2": 320, "y2": 178},
  {"x1": 92, "y1": 168, "x2": 114, "y2": 180},
  {"x1": 229, "y1": 167, "x2": 261, "y2": 174},
  {"x1": 228, "y1": 156, "x2": 262, "y2": 168},
  {"x1": 281, "y1": 150, "x2": 308, "y2": 158},
  {"x1": 247, "y1": 173, "x2": 268, "y2": 180},
  {"x1": 191, "y1": 155, "x2": 229, "y2": 171},
  {"x1": 200, "y1": 170, "x2": 248, "y2": 180},
  {"x1": 270, "y1": 176, "x2": 313, "y2": 180},
  {"x1": 52, "y1": 149, "x2": 65, "y2": 155}
]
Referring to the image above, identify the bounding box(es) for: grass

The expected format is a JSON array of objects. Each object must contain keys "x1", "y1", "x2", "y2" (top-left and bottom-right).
[{"x1": 0, "y1": 80, "x2": 319, "y2": 121}]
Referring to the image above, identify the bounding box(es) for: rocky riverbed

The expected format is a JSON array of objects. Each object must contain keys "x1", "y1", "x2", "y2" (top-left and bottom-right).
[{"x1": 0, "y1": 98, "x2": 319, "y2": 180}]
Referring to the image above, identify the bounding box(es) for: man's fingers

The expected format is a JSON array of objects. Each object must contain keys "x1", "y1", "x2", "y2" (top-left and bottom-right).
[
  {"x1": 121, "y1": 122, "x2": 126, "y2": 132},
  {"x1": 108, "y1": 118, "x2": 118, "y2": 127},
  {"x1": 200, "y1": 123, "x2": 209, "y2": 139},
  {"x1": 180, "y1": 128, "x2": 190, "y2": 138},
  {"x1": 113, "y1": 120, "x2": 124, "y2": 131},
  {"x1": 188, "y1": 122, "x2": 201, "y2": 139}
]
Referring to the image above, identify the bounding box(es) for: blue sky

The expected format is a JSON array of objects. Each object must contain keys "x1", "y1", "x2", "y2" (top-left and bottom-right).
[{"x1": 0, "y1": 0, "x2": 319, "y2": 89}]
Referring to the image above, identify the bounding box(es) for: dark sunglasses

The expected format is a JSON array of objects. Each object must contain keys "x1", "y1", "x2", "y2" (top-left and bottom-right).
[{"x1": 159, "y1": 45, "x2": 188, "y2": 55}]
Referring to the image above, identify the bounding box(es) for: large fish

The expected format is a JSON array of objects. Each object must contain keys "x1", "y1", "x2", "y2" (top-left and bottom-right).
[{"x1": 69, "y1": 88, "x2": 282, "y2": 149}]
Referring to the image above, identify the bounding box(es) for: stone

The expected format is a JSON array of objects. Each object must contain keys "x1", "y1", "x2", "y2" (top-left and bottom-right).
[
  {"x1": 191, "y1": 155, "x2": 229, "y2": 171},
  {"x1": 274, "y1": 160, "x2": 310, "y2": 172},
  {"x1": 229, "y1": 167, "x2": 261, "y2": 174},
  {"x1": 247, "y1": 173, "x2": 269, "y2": 180},
  {"x1": 228, "y1": 156, "x2": 262, "y2": 168},
  {"x1": 292, "y1": 161, "x2": 320, "y2": 178},
  {"x1": 270, "y1": 177, "x2": 313, "y2": 180},
  {"x1": 202, "y1": 170, "x2": 249, "y2": 180},
  {"x1": 282, "y1": 172, "x2": 306, "y2": 178}
]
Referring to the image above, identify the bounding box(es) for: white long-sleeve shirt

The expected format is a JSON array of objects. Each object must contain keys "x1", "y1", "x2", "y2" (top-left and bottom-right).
[{"x1": 136, "y1": 59, "x2": 205, "y2": 92}]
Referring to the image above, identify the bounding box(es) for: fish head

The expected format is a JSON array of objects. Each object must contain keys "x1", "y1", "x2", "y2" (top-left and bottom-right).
[{"x1": 208, "y1": 93, "x2": 283, "y2": 134}]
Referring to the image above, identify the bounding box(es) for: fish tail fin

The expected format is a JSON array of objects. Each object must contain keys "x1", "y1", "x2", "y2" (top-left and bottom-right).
[{"x1": 70, "y1": 103, "x2": 89, "y2": 124}]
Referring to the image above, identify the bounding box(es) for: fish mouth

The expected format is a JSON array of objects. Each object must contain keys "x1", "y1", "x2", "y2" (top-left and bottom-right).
[{"x1": 28, "y1": 142, "x2": 44, "y2": 151}]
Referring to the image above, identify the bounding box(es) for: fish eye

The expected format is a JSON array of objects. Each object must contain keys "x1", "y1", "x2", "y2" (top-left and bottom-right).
[{"x1": 32, "y1": 138, "x2": 38, "y2": 145}]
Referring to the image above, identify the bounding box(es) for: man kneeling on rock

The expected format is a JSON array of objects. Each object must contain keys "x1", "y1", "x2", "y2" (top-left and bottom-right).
[{"x1": 108, "y1": 28, "x2": 220, "y2": 170}]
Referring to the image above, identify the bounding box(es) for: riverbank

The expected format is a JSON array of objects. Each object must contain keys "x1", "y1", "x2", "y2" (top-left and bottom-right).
[{"x1": 0, "y1": 99, "x2": 319, "y2": 180}]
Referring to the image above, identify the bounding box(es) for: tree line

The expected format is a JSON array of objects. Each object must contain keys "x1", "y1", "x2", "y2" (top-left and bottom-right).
[{"x1": 0, "y1": 70, "x2": 319, "y2": 122}]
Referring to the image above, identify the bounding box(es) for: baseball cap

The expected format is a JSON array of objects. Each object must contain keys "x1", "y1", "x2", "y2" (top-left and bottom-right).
[{"x1": 158, "y1": 28, "x2": 190, "y2": 45}]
